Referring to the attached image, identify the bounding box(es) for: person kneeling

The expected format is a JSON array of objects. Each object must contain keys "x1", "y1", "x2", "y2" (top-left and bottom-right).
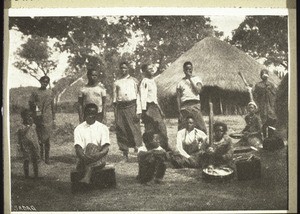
[
  {"x1": 74, "y1": 103, "x2": 110, "y2": 184},
  {"x1": 170, "y1": 116, "x2": 208, "y2": 169},
  {"x1": 201, "y1": 122, "x2": 233, "y2": 168},
  {"x1": 137, "y1": 131, "x2": 167, "y2": 185}
]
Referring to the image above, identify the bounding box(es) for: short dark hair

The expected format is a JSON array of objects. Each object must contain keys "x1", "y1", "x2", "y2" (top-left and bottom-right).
[
  {"x1": 20, "y1": 109, "x2": 33, "y2": 121},
  {"x1": 141, "y1": 64, "x2": 149, "y2": 73},
  {"x1": 119, "y1": 61, "x2": 128, "y2": 68},
  {"x1": 87, "y1": 68, "x2": 98, "y2": 76},
  {"x1": 84, "y1": 103, "x2": 98, "y2": 114},
  {"x1": 40, "y1": 76, "x2": 50, "y2": 82},
  {"x1": 142, "y1": 131, "x2": 161, "y2": 144},
  {"x1": 183, "y1": 61, "x2": 193, "y2": 68},
  {"x1": 213, "y1": 121, "x2": 228, "y2": 132},
  {"x1": 260, "y1": 69, "x2": 269, "y2": 77}
]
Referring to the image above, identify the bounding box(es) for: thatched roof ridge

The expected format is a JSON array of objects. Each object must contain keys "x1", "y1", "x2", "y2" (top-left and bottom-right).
[{"x1": 156, "y1": 37, "x2": 280, "y2": 99}]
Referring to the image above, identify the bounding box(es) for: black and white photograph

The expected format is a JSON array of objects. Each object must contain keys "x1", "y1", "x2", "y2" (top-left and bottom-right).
[{"x1": 5, "y1": 7, "x2": 293, "y2": 212}]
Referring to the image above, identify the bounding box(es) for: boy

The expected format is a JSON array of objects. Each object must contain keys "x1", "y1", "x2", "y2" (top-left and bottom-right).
[
  {"x1": 78, "y1": 68, "x2": 107, "y2": 123},
  {"x1": 137, "y1": 131, "x2": 167, "y2": 184},
  {"x1": 17, "y1": 109, "x2": 41, "y2": 179},
  {"x1": 74, "y1": 103, "x2": 110, "y2": 184}
]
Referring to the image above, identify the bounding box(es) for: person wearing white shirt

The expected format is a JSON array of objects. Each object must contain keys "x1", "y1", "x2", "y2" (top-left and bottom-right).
[
  {"x1": 176, "y1": 61, "x2": 207, "y2": 133},
  {"x1": 140, "y1": 64, "x2": 170, "y2": 152},
  {"x1": 113, "y1": 62, "x2": 142, "y2": 161},
  {"x1": 170, "y1": 115, "x2": 208, "y2": 168},
  {"x1": 74, "y1": 103, "x2": 110, "y2": 183}
]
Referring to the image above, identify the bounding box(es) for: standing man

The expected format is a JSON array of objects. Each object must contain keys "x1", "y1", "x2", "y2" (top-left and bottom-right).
[
  {"x1": 113, "y1": 62, "x2": 143, "y2": 161},
  {"x1": 140, "y1": 64, "x2": 171, "y2": 151},
  {"x1": 253, "y1": 69, "x2": 277, "y2": 138},
  {"x1": 29, "y1": 76, "x2": 55, "y2": 164},
  {"x1": 176, "y1": 61, "x2": 207, "y2": 133},
  {"x1": 78, "y1": 68, "x2": 107, "y2": 124}
]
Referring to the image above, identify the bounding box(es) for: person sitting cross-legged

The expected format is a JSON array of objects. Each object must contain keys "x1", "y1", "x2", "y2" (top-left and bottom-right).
[
  {"x1": 136, "y1": 131, "x2": 167, "y2": 185},
  {"x1": 169, "y1": 115, "x2": 208, "y2": 169},
  {"x1": 201, "y1": 122, "x2": 233, "y2": 168},
  {"x1": 74, "y1": 103, "x2": 110, "y2": 184}
]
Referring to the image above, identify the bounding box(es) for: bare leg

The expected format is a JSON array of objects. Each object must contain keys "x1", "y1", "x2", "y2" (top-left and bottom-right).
[{"x1": 24, "y1": 160, "x2": 29, "y2": 178}]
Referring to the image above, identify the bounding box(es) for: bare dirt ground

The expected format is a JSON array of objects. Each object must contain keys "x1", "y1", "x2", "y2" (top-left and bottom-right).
[{"x1": 9, "y1": 112, "x2": 288, "y2": 211}]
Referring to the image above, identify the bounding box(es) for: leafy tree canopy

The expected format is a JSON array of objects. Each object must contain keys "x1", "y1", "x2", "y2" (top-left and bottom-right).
[
  {"x1": 10, "y1": 16, "x2": 221, "y2": 93},
  {"x1": 229, "y1": 16, "x2": 288, "y2": 70},
  {"x1": 13, "y1": 35, "x2": 57, "y2": 83}
]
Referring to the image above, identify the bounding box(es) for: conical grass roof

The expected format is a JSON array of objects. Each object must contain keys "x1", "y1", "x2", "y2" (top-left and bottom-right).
[{"x1": 156, "y1": 37, "x2": 280, "y2": 101}]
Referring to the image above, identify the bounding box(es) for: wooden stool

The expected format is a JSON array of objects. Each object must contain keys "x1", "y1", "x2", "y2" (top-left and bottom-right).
[{"x1": 71, "y1": 165, "x2": 116, "y2": 193}]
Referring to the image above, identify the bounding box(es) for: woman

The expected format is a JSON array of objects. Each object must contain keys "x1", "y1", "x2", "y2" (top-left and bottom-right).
[
  {"x1": 170, "y1": 116, "x2": 208, "y2": 168},
  {"x1": 29, "y1": 76, "x2": 55, "y2": 164},
  {"x1": 201, "y1": 122, "x2": 233, "y2": 168}
]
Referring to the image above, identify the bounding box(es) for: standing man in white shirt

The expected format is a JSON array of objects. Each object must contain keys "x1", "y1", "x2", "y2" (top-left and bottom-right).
[
  {"x1": 74, "y1": 103, "x2": 110, "y2": 183},
  {"x1": 176, "y1": 61, "x2": 207, "y2": 133},
  {"x1": 140, "y1": 64, "x2": 171, "y2": 152},
  {"x1": 113, "y1": 62, "x2": 143, "y2": 161}
]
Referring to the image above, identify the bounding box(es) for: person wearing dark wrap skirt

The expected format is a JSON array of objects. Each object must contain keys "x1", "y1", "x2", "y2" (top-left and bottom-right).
[
  {"x1": 113, "y1": 62, "x2": 142, "y2": 161},
  {"x1": 140, "y1": 64, "x2": 171, "y2": 151},
  {"x1": 176, "y1": 61, "x2": 207, "y2": 133}
]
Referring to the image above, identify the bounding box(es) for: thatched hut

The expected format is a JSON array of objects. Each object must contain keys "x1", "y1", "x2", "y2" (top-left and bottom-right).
[{"x1": 156, "y1": 37, "x2": 281, "y2": 117}]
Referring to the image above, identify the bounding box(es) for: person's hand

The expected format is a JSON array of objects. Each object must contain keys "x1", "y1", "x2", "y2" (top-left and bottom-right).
[
  {"x1": 179, "y1": 112, "x2": 183, "y2": 123},
  {"x1": 246, "y1": 86, "x2": 252, "y2": 92},
  {"x1": 134, "y1": 114, "x2": 141, "y2": 123},
  {"x1": 207, "y1": 147, "x2": 215, "y2": 154}
]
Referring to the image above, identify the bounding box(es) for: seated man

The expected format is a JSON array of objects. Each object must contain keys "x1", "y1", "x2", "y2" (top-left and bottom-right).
[
  {"x1": 170, "y1": 115, "x2": 208, "y2": 168},
  {"x1": 74, "y1": 103, "x2": 110, "y2": 184},
  {"x1": 201, "y1": 121, "x2": 233, "y2": 168},
  {"x1": 137, "y1": 131, "x2": 167, "y2": 185}
]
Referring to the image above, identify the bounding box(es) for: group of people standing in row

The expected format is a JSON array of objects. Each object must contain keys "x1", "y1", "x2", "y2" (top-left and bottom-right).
[{"x1": 17, "y1": 60, "x2": 277, "y2": 185}]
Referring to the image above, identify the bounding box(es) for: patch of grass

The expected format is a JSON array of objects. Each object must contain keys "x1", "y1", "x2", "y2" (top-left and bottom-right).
[{"x1": 9, "y1": 112, "x2": 288, "y2": 211}]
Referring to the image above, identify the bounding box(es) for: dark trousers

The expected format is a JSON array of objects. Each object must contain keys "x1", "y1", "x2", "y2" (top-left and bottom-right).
[{"x1": 138, "y1": 151, "x2": 166, "y2": 183}]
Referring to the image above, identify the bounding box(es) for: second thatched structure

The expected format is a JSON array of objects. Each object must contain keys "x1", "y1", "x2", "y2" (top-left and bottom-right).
[{"x1": 156, "y1": 37, "x2": 281, "y2": 117}]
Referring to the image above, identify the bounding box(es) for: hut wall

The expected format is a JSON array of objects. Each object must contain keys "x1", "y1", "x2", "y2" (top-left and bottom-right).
[{"x1": 159, "y1": 87, "x2": 250, "y2": 118}]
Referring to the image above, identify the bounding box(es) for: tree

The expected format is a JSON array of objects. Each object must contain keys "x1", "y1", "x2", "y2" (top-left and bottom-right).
[
  {"x1": 229, "y1": 16, "x2": 288, "y2": 70},
  {"x1": 119, "y1": 16, "x2": 223, "y2": 76},
  {"x1": 10, "y1": 16, "x2": 222, "y2": 93},
  {"x1": 13, "y1": 35, "x2": 57, "y2": 83}
]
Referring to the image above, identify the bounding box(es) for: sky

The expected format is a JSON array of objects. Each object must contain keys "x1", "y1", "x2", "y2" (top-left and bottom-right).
[{"x1": 7, "y1": 15, "x2": 246, "y2": 89}]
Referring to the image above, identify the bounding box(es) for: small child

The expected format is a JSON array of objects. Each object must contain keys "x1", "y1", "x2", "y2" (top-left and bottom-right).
[
  {"x1": 201, "y1": 122, "x2": 233, "y2": 168},
  {"x1": 137, "y1": 131, "x2": 167, "y2": 184},
  {"x1": 17, "y1": 109, "x2": 41, "y2": 179},
  {"x1": 240, "y1": 101, "x2": 263, "y2": 148}
]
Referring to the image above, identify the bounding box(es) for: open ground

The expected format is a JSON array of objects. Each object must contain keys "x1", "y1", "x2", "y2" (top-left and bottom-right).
[{"x1": 10, "y1": 112, "x2": 288, "y2": 211}]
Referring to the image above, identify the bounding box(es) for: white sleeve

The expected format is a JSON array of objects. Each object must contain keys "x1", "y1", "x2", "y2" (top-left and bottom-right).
[
  {"x1": 195, "y1": 129, "x2": 208, "y2": 143},
  {"x1": 113, "y1": 82, "x2": 117, "y2": 103},
  {"x1": 100, "y1": 125, "x2": 110, "y2": 146},
  {"x1": 140, "y1": 79, "x2": 148, "y2": 111},
  {"x1": 74, "y1": 127, "x2": 84, "y2": 148},
  {"x1": 193, "y1": 76, "x2": 203, "y2": 86},
  {"x1": 176, "y1": 130, "x2": 190, "y2": 159},
  {"x1": 135, "y1": 80, "x2": 142, "y2": 114}
]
